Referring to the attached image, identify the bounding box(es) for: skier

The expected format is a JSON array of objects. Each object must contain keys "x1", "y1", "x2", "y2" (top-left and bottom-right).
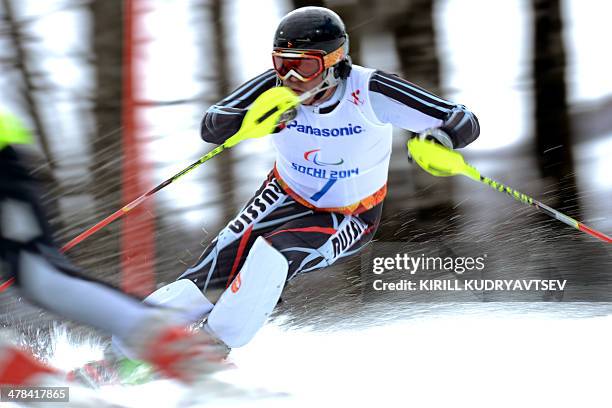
[
  {"x1": 161, "y1": 6, "x2": 479, "y2": 350},
  {"x1": 0, "y1": 112, "x2": 225, "y2": 385}
]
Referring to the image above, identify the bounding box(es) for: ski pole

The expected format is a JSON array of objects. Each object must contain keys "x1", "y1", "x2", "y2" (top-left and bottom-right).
[
  {"x1": 61, "y1": 143, "x2": 224, "y2": 252},
  {"x1": 62, "y1": 86, "x2": 300, "y2": 252},
  {"x1": 407, "y1": 138, "x2": 612, "y2": 243}
]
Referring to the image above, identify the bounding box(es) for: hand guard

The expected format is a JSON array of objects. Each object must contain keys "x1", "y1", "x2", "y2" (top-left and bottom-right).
[
  {"x1": 224, "y1": 86, "x2": 299, "y2": 147},
  {"x1": 417, "y1": 128, "x2": 454, "y2": 149},
  {"x1": 407, "y1": 128, "x2": 453, "y2": 161},
  {"x1": 273, "y1": 107, "x2": 298, "y2": 133},
  {"x1": 407, "y1": 129, "x2": 461, "y2": 177}
]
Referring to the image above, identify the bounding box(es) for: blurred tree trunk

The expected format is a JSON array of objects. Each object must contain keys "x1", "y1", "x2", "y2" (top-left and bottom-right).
[
  {"x1": 392, "y1": 0, "x2": 440, "y2": 94},
  {"x1": 85, "y1": 0, "x2": 124, "y2": 277},
  {"x1": 531, "y1": 0, "x2": 579, "y2": 214},
  {"x1": 386, "y1": 0, "x2": 457, "y2": 240},
  {"x1": 211, "y1": 0, "x2": 237, "y2": 219},
  {"x1": 327, "y1": 1, "x2": 364, "y2": 65}
]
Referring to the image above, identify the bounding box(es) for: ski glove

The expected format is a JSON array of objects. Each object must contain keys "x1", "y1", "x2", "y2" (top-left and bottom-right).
[
  {"x1": 407, "y1": 130, "x2": 469, "y2": 177},
  {"x1": 407, "y1": 128, "x2": 453, "y2": 163},
  {"x1": 224, "y1": 86, "x2": 299, "y2": 147}
]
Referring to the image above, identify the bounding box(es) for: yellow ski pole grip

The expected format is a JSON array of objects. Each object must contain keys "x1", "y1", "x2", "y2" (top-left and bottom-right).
[
  {"x1": 224, "y1": 86, "x2": 300, "y2": 148},
  {"x1": 407, "y1": 137, "x2": 479, "y2": 179}
]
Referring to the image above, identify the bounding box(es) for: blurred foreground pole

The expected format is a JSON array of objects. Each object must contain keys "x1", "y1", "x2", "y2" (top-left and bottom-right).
[
  {"x1": 532, "y1": 0, "x2": 580, "y2": 214},
  {"x1": 121, "y1": 0, "x2": 155, "y2": 296}
]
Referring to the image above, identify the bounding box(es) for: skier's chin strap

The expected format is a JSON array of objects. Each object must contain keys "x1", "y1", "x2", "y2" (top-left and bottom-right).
[
  {"x1": 310, "y1": 69, "x2": 339, "y2": 103},
  {"x1": 278, "y1": 68, "x2": 342, "y2": 105}
]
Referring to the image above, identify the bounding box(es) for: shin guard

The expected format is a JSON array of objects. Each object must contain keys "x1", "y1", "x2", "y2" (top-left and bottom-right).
[{"x1": 206, "y1": 237, "x2": 288, "y2": 347}]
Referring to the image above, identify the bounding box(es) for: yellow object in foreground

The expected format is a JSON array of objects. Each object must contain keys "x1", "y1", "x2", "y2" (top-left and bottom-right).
[
  {"x1": 407, "y1": 137, "x2": 480, "y2": 181},
  {"x1": 0, "y1": 112, "x2": 33, "y2": 150},
  {"x1": 224, "y1": 86, "x2": 299, "y2": 148}
]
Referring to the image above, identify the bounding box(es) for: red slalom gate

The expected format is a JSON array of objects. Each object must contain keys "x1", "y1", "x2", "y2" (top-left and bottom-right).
[{"x1": 121, "y1": 0, "x2": 155, "y2": 296}]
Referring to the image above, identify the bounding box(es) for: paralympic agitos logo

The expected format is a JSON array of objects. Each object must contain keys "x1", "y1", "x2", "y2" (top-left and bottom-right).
[{"x1": 304, "y1": 149, "x2": 344, "y2": 166}]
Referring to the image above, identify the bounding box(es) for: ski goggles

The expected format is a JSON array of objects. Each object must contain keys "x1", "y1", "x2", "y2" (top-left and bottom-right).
[{"x1": 272, "y1": 47, "x2": 345, "y2": 82}]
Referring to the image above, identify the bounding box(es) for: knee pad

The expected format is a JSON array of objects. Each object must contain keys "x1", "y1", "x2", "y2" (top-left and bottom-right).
[{"x1": 206, "y1": 237, "x2": 288, "y2": 348}]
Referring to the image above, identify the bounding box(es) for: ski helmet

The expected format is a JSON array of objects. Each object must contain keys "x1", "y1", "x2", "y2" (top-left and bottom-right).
[
  {"x1": 0, "y1": 112, "x2": 32, "y2": 150},
  {"x1": 273, "y1": 7, "x2": 352, "y2": 81}
]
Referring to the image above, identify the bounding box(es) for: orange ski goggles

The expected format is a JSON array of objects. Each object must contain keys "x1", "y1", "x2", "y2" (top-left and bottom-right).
[{"x1": 272, "y1": 47, "x2": 345, "y2": 82}]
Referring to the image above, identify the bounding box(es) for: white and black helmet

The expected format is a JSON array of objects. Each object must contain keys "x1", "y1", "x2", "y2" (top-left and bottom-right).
[{"x1": 273, "y1": 7, "x2": 352, "y2": 80}]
